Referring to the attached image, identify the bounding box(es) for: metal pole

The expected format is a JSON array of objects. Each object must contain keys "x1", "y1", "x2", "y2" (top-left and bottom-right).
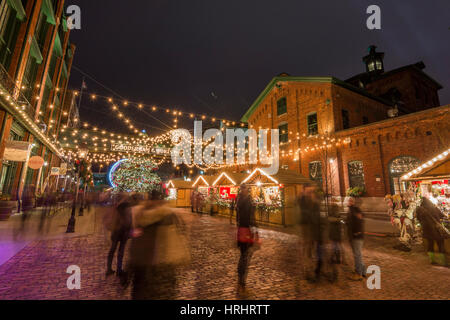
[
  {"x1": 78, "y1": 182, "x2": 86, "y2": 216},
  {"x1": 66, "y1": 174, "x2": 79, "y2": 233}
]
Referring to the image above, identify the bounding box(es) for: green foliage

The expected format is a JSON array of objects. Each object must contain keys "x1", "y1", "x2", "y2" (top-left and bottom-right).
[
  {"x1": 346, "y1": 186, "x2": 366, "y2": 197},
  {"x1": 216, "y1": 198, "x2": 232, "y2": 208},
  {"x1": 111, "y1": 159, "x2": 161, "y2": 192},
  {"x1": 253, "y1": 194, "x2": 284, "y2": 214}
]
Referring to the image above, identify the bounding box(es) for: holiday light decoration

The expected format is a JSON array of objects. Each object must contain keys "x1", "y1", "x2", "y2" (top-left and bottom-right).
[
  {"x1": 108, "y1": 158, "x2": 161, "y2": 192},
  {"x1": 212, "y1": 172, "x2": 237, "y2": 186},
  {"x1": 242, "y1": 168, "x2": 279, "y2": 185},
  {"x1": 192, "y1": 175, "x2": 210, "y2": 187},
  {"x1": 401, "y1": 148, "x2": 450, "y2": 180}
]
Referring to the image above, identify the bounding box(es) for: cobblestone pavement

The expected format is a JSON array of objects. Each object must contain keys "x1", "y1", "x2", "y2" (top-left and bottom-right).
[{"x1": 0, "y1": 207, "x2": 448, "y2": 300}]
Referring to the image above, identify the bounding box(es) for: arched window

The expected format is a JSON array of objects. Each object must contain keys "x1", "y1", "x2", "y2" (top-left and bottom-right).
[
  {"x1": 388, "y1": 156, "x2": 420, "y2": 194},
  {"x1": 309, "y1": 161, "x2": 323, "y2": 186},
  {"x1": 348, "y1": 161, "x2": 365, "y2": 188}
]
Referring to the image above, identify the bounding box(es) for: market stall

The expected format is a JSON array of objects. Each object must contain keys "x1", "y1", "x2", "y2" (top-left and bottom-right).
[
  {"x1": 401, "y1": 147, "x2": 450, "y2": 252},
  {"x1": 191, "y1": 174, "x2": 219, "y2": 214},
  {"x1": 241, "y1": 168, "x2": 312, "y2": 226},
  {"x1": 211, "y1": 172, "x2": 248, "y2": 217},
  {"x1": 165, "y1": 179, "x2": 193, "y2": 207}
]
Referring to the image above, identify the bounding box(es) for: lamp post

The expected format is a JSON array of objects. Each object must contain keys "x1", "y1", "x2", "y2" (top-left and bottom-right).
[{"x1": 66, "y1": 148, "x2": 88, "y2": 233}]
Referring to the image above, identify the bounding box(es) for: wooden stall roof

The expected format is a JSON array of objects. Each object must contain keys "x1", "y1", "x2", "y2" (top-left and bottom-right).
[
  {"x1": 273, "y1": 170, "x2": 313, "y2": 185},
  {"x1": 212, "y1": 172, "x2": 248, "y2": 186},
  {"x1": 192, "y1": 174, "x2": 219, "y2": 187},
  {"x1": 402, "y1": 147, "x2": 450, "y2": 181},
  {"x1": 243, "y1": 168, "x2": 312, "y2": 185},
  {"x1": 167, "y1": 179, "x2": 193, "y2": 189}
]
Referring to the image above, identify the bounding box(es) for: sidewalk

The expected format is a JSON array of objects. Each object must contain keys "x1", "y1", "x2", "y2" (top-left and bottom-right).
[{"x1": 0, "y1": 204, "x2": 97, "y2": 267}]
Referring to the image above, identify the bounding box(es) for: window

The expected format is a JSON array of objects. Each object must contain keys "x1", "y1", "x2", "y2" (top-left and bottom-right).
[
  {"x1": 368, "y1": 61, "x2": 375, "y2": 72},
  {"x1": 342, "y1": 109, "x2": 349, "y2": 129},
  {"x1": 388, "y1": 156, "x2": 420, "y2": 194},
  {"x1": 22, "y1": 56, "x2": 39, "y2": 102},
  {"x1": 277, "y1": 97, "x2": 287, "y2": 116},
  {"x1": 348, "y1": 161, "x2": 365, "y2": 188},
  {"x1": 362, "y1": 116, "x2": 369, "y2": 125},
  {"x1": 0, "y1": 0, "x2": 10, "y2": 39},
  {"x1": 278, "y1": 123, "x2": 288, "y2": 143},
  {"x1": 309, "y1": 161, "x2": 323, "y2": 186},
  {"x1": 307, "y1": 113, "x2": 318, "y2": 136},
  {"x1": 0, "y1": 3, "x2": 21, "y2": 69},
  {"x1": 35, "y1": 12, "x2": 48, "y2": 48},
  {"x1": 376, "y1": 60, "x2": 382, "y2": 70}
]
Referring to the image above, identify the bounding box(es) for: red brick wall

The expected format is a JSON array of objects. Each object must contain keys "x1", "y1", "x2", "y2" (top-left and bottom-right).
[{"x1": 334, "y1": 106, "x2": 450, "y2": 197}]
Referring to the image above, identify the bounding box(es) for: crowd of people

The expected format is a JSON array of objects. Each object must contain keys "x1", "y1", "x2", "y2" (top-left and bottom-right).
[
  {"x1": 100, "y1": 183, "x2": 378, "y2": 300},
  {"x1": 7, "y1": 180, "x2": 447, "y2": 299}
]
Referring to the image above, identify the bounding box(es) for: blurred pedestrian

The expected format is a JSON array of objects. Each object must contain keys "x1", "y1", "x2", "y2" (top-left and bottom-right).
[
  {"x1": 195, "y1": 191, "x2": 203, "y2": 214},
  {"x1": 190, "y1": 190, "x2": 197, "y2": 213},
  {"x1": 18, "y1": 185, "x2": 35, "y2": 237},
  {"x1": 297, "y1": 186, "x2": 314, "y2": 277},
  {"x1": 328, "y1": 202, "x2": 343, "y2": 282},
  {"x1": 346, "y1": 197, "x2": 366, "y2": 280},
  {"x1": 307, "y1": 189, "x2": 325, "y2": 283},
  {"x1": 416, "y1": 197, "x2": 447, "y2": 266},
  {"x1": 236, "y1": 184, "x2": 257, "y2": 296},
  {"x1": 106, "y1": 193, "x2": 133, "y2": 278},
  {"x1": 127, "y1": 190, "x2": 190, "y2": 299}
]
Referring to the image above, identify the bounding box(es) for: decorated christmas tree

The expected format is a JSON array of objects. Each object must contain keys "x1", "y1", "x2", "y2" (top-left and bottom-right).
[{"x1": 110, "y1": 158, "x2": 161, "y2": 192}]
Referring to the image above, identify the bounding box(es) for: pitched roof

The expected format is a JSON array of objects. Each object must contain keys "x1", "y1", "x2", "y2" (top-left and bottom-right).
[
  {"x1": 166, "y1": 179, "x2": 193, "y2": 189},
  {"x1": 212, "y1": 172, "x2": 248, "y2": 186},
  {"x1": 402, "y1": 147, "x2": 450, "y2": 181},
  {"x1": 346, "y1": 61, "x2": 443, "y2": 89},
  {"x1": 240, "y1": 76, "x2": 391, "y2": 122},
  {"x1": 242, "y1": 168, "x2": 312, "y2": 185},
  {"x1": 192, "y1": 174, "x2": 219, "y2": 187}
]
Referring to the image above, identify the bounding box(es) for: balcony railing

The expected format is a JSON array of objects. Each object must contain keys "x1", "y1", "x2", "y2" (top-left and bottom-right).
[
  {"x1": 0, "y1": 62, "x2": 36, "y2": 120},
  {"x1": 0, "y1": 62, "x2": 63, "y2": 158}
]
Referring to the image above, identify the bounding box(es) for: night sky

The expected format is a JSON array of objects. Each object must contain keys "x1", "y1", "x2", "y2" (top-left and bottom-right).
[{"x1": 67, "y1": 0, "x2": 450, "y2": 135}]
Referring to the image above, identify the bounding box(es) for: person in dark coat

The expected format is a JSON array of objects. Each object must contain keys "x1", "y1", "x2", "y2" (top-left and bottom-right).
[
  {"x1": 235, "y1": 184, "x2": 257, "y2": 296},
  {"x1": 328, "y1": 203, "x2": 343, "y2": 264},
  {"x1": 18, "y1": 185, "x2": 35, "y2": 237},
  {"x1": 106, "y1": 194, "x2": 133, "y2": 277},
  {"x1": 306, "y1": 189, "x2": 324, "y2": 282},
  {"x1": 346, "y1": 197, "x2": 366, "y2": 280},
  {"x1": 416, "y1": 197, "x2": 447, "y2": 266},
  {"x1": 127, "y1": 191, "x2": 181, "y2": 299}
]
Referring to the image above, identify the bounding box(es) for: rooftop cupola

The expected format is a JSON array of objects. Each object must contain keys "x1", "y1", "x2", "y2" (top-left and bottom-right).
[{"x1": 363, "y1": 45, "x2": 384, "y2": 74}]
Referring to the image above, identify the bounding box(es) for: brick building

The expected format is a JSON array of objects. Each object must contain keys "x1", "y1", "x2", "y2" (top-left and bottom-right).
[
  {"x1": 241, "y1": 46, "x2": 449, "y2": 206},
  {"x1": 0, "y1": 0, "x2": 76, "y2": 200}
]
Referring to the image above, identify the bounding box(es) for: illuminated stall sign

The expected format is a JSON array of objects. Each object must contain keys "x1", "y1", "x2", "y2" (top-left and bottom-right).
[
  {"x1": 220, "y1": 186, "x2": 239, "y2": 199},
  {"x1": 111, "y1": 144, "x2": 150, "y2": 153}
]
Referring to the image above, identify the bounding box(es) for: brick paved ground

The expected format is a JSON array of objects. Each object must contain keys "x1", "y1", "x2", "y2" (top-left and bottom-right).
[{"x1": 0, "y1": 207, "x2": 448, "y2": 300}]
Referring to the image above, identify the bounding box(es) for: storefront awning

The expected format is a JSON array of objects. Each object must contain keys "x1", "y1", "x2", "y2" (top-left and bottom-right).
[
  {"x1": 45, "y1": 73, "x2": 53, "y2": 89},
  {"x1": 66, "y1": 46, "x2": 73, "y2": 59},
  {"x1": 42, "y1": 0, "x2": 56, "y2": 25},
  {"x1": 61, "y1": 61, "x2": 68, "y2": 78},
  {"x1": 53, "y1": 34, "x2": 63, "y2": 57},
  {"x1": 62, "y1": 16, "x2": 68, "y2": 32},
  {"x1": 29, "y1": 36, "x2": 43, "y2": 64},
  {"x1": 6, "y1": 0, "x2": 26, "y2": 21}
]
